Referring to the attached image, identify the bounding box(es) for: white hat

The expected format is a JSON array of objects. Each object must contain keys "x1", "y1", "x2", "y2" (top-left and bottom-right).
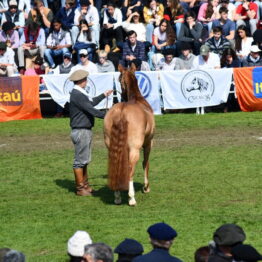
[
  {"x1": 9, "y1": 0, "x2": 18, "y2": 5},
  {"x1": 79, "y1": 49, "x2": 88, "y2": 55},
  {"x1": 250, "y1": 45, "x2": 261, "y2": 53},
  {"x1": 67, "y1": 231, "x2": 92, "y2": 257}
]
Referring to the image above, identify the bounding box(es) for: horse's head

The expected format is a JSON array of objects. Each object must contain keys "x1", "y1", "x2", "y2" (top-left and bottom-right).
[
  {"x1": 118, "y1": 64, "x2": 137, "y2": 101},
  {"x1": 186, "y1": 77, "x2": 199, "y2": 92}
]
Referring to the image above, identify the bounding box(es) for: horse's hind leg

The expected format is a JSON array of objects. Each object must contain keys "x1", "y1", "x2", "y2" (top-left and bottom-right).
[{"x1": 142, "y1": 141, "x2": 152, "y2": 193}]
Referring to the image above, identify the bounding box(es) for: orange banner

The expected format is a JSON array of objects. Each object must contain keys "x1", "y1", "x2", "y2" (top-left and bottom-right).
[
  {"x1": 234, "y1": 67, "x2": 262, "y2": 112},
  {"x1": 0, "y1": 75, "x2": 42, "y2": 122}
]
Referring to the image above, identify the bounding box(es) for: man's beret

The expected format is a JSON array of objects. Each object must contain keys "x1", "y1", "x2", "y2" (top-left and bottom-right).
[
  {"x1": 213, "y1": 224, "x2": 246, "y2": 246},
  {"x1": 147, "y1": 223, "x2": 177, "y2": 241},
  {"x1": 69, "y1": 69, "x2": 89, "y2": 82},
  {"x1": 114, "y1": 239, "x2": 143, "y2": 255}
]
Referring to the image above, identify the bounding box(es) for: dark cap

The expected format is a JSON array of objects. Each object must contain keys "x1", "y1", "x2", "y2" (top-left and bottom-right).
[
  {"x1": 2, "y1": 21, "x2": 15, "y2": 32},
  {"x1": 114, "y1": 239, "x2": 143, "y2": 256},
  {"x1": 0, "y1": 42, "x2": 7, "y2": 50},
  {"x1": 232, "y1": 244, "x2": 262, "y2": 261},
  {"x1": 63, "y1": 52, "x2": 72, "y2": 59},
  {"x1": 213, "y1": 224, "x2": 246, "y2": 246},
  {"x1": 147, "y1": 223, "x2": 177, "y2": 241}
]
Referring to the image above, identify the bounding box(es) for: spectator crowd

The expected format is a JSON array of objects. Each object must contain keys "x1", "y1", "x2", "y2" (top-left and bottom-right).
[
  {"x1": 1, "y1": 222, "x2": 262, "y2": 262},
  {"x1": 0, "y1": 0, "x2": 261, "y2": 79}
]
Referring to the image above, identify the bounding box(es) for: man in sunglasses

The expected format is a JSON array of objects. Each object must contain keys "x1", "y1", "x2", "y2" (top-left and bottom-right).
[
  {"x1": 70, "y1": 49, "x2": 98, "y2": 74},
  {"x1": 1, "y1": 0, "x2": 25, "y2": 36}
]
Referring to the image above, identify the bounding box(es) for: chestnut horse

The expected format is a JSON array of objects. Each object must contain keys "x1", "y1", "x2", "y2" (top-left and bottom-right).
[{"x1": 104, "y1": 65, "x2": 155, "y2": 206}]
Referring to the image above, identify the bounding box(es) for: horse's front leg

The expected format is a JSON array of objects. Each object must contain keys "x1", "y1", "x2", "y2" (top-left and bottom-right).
[{"x1": 142, "y1": 140, "x2": 152, "y2": 193}]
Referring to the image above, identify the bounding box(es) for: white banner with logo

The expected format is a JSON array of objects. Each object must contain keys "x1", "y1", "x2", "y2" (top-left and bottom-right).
[
  {"x1": 42, "y1": 72, "x2": 114, "y2": 109},
  {"x1": 114, "y1": 71, "x2": 162, "y2": 115},
  {"x1": 159, "y1": 68, "x2": 233, "y2": 109}
]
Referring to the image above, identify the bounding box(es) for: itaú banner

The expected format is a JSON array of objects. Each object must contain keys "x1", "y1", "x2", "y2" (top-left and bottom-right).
[
  {"x1": 159, "y1": 68, "x2": 233, "y2": 109},
  {"x1": 0, "y1": 76, "x2": 42, "y2": 122}
]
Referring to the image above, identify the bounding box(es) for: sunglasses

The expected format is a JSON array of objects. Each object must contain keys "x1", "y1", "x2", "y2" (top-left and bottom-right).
[
  {"x1": 10, "y1": 5, "x2": 17, "y2": 9},
  {"x1": 80, "y1": 54, "x2": 88, "y2": 57}
]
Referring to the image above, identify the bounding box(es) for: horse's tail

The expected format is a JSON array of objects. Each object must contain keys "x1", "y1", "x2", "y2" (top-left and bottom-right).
[{"x1": 108, "y1": 105, "x2": 129, "y2": 191}]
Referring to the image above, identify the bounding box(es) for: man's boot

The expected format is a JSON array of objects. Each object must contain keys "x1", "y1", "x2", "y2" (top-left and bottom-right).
[
  {"x1": 83, "y1": 166, "x2": 93, "y2": 193},
  {"x1": 73, "y1": 168, "x2": 92, "y2": 196}
]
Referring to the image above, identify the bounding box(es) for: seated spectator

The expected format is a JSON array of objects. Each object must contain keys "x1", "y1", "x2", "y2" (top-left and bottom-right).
[
  {"x1": 24, "y1": 55, "x2": 45, "y2": 75},
  {"x1": 18, "y1": 21, "x2": 46, "y2": 72},
  {"x1": 1, "y1": 0, "x2": 25, "y2": 37},
  {"x1": 197, "y1": 0, "x2": 219, "y2": 34},
  {"x1": 72, "y1": 0, "x2": 100, "y2": 46},
  {"x1": 0, "y1": 41, "x2": 17, "y2": 76},
  {"x1": 163, "y1": 0, "x2": 184, "y2": 36},
  {"x1": 3, "y1": 250, "x2": 25, "y2": 262},
  {"x1": 70, "y1": 49, "x2": 98, "y2": 73},
  {"x1": 74, "y1": 19, "x2": 96, "y2": 62},
  {"x1": 114, "y1": 238, "x2": 144, "y2": 262},
  {"x1": 195, "y1": 246, "x2": 210, "y2": 262},
  {"x1": 242, "y1": 45, "x2": 262, "y2": 66},
  {"x1": 44, "y1": 18, "x2": 72, "y2": 69},
  {"x1": 216, "y1": 0, "x2": 236, "y2": 21},
  {"x1": 177, "y1": 11, "x2": 203, "y2": 55},
  {"x1": 235, "y1": 25, "x2": 253, "y2": 60},
  {"x1": 211, "y1": 7, "x2": 235, "y2": 41},
  {"x1": 100, "y1": 2, "x2": 123, "y2": 53},
  {"x1": 56, "y1": 0, "x2": 76, "y2": 32},
  {"x1": 121, "y1": 30, "x2": 146, "y2": 67},
  {"x1": 96, "y1": 50, "x2": 115, "y2": 72},
  {"x1": 175, "y1": 42, "x2": 195, "y2": 69},
  {"x1": 52, "y1": 52, "x2": 75, "y2": 74},
  {"x1": 67, "y1": 230, "x2": 92, "y2": 262},
  {"x1": 235, "y1": 0, "x2": 258, "y2": 35},
  {"x1": 27, "y1": 0, "x2": 54, "y2": 34},
  {"x1": 0, "y1": 1, "x2": 9, "y2": 22},
  {"x1": 133, "y1": 222, "x2": 182, "y2": 262},
  {"x1": 83, "y1": 243, "x2": 113, "y2": 262},
  {"x1": 148, "y1": 18, "x2": 176, "y2": 69},
  {"x1": 193, "y1": 44, "x2": 221, "y2": 69},
  {"x1": 0, "y1": 21, "x2": 19, "y2": 50},
  {"x1": 158, "y1": 49, "x2": 177, "y2": 70},
  {"x1": 206, "y1": 26, "x2": 231, "y2": 56},
  {"x1": 220, "y1": 48, "x2": 241, "y2": 67},
  {"x1": 253, "y1": 29, "x2": 262, "y2": 50},
  {"x1": 143, "y1": 0, "x2": 164, "y2": 43},
  {"x1": 179, "y1": 0, "x2": 201, "y2": 14},
  {"x1": 208, "y1": 224, "x2": 246, "y2": 262},
  {"x1": 232, "y1": 244, "x2": 262, "y2": 262},
  {"x1": 122, "y1": 10, "x2": 147, "y2": 43},
  {"x1": 122, "y1": 0, "x2": 143, "y2": 21}
]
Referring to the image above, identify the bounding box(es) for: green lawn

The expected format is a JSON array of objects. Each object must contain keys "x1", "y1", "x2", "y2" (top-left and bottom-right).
[{"x1": 0, "y1": 112, "x2": 262, "y2": 262}]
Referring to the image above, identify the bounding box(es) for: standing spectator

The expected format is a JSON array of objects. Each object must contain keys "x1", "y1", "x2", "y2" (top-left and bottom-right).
[
  {"x1": 0, "y1": 21, "x2": 19, "y2": 50},
  {"x1": 192, "y1": 44, "x2": 221, "y2": 69},
  {"x1": 83, "y1": 243, "x2": 114, "y2": 262},
  {"x1": 235, "y1": 25, "x2": 253, "y2": 60},
  {"x1": 1, "y1": 0, "x2": 25, "y2": 37},
  {"x1": 67, "y1": 230, "x2": 92, "y2": 262},
  {"x1": 70, "y1": 49, "x2": 98, "y2": 73},
  {"x1": 18, "y1": 21, "x2": 46, "y2": 71},
  {"x1": 121, "y1": 30, "x2": 146, "y2": 67},
  {"x1": 206, "y1": 26, "x2": 231, "y2": 56},
  {"x1": 242, "y1": 45, "x2": 262, "y2": 66},
  {"x1": 100, "y1": 2, "x2": 123, "y2": 53},
  {"x1": 175, "y1": 42, "x2": 195, "y2": 69},
  {"x1": 211, "y1": 7, "x2": 235, "y2": 41},
  {"x1": 114, "y1": 239, "x2": 144, "y2": 262},
  {"x1": 56, "y1": 0, "x2": 76, "y2": 31},
  {"x1": 27, "y1": 0, "x2": 54, "y2": 33},
  {"x1": 72, "y1": 0, "x2": 100, "y2": 47},
  {"x1": 177, "y1": 11, "x2": 203, "y2": 55},
  {"x1": 133, "y1": 222, "x2": 182, "y2": 262},
  {"x1": 163, "y1": 0, "x2": 184, "y2": 36},
  {"x1": 0, "y1": 42, "x2": 17, "y2": 76},
  {"x1": 143, "y1": 0, "x2": 164, "y2": 43},
  {"x1": 44, "y1": 18, "x2": 72, "y2": 69},
  {"x1": 96, "y1": 50, "x2": 115, "y2": 72},
  {"x1": 235, "y1": 0, "x2": 258, "y2": 35},
  {"x1": 74, "y1": 19, "x2": 96, "y2": 62}
]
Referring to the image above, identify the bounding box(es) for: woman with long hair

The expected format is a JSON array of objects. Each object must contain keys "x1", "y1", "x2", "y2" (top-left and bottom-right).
[
  {"x1": 74, "y1": 19, "x2": 96, "y2": 62},
  {"x1": 235, "y1": 25, "x2": 253, "y2": 60},
  {"x1": 197, "y1": 0, "x2": 219, "y2": 34},
  {"x1": 164, "y1": 0, "x2": 184, "y2": 36},
  {"x1": 220, "y1": 48, "x2": 241, "y2": 67}
]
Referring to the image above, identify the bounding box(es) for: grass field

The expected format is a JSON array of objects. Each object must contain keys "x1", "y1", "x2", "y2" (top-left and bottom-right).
[{"x1": 0, "y1": 112, "x2": 262, "y2": 262}]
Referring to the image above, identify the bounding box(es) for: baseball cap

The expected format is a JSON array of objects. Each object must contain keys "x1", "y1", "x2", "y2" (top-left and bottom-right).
[
  {"x1": 250, "y1": 45, "x2": 261, "y2": 53},
  {"x1": 79, "y1": 49, "x2": 88, "y2": 56},
  {"x1": 200, "y1": 45, "x2": 210, "y2": 56}
]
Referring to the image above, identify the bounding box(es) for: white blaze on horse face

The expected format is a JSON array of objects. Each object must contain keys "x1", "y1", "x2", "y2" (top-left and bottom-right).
[{"x1": 128, "y1": 181, "x2": 136, "y2": 206}]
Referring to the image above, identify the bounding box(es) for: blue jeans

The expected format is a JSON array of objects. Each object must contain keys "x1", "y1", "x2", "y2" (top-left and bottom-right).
[
  {"x1": 44, "y1": 47, "x2": 69, "y2": 68},
  {"x1": 146, "y1": 23, "x2": 154, "y2": 43}
]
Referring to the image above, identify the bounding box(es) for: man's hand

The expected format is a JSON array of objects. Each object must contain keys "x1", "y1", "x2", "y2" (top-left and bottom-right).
[{"x1": 104, "y1": 90, "x2": 113, "y2": 97}]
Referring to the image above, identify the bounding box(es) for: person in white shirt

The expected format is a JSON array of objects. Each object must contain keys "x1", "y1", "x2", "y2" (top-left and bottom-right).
[
  {"x1": 71, "y1": 0, "x2": 100, "y2": 46},
  {"x1": 192, "y1": 45, "x2": 221, "y2": 69},
  {"x1": 101, "y1": 2, "x2": 123, "y2": 53},
  {"x1": 0, "y1": 41, "x2": 17, "y2": 76},
  {"x1": 70, "y1": 49, "x2": 98, "y2": 74},
  {"x1": 158, "y1": 49, "x2": 177, "y2": 70}
]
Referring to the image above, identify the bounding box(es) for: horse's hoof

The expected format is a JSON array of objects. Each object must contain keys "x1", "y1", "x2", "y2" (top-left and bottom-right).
[
  {"x1": 143, "y1": 187, "x2": 150, "y2": 193},
  {"x1": 114, "y1": 198, "x2": 122, "y2": 205},
  {"x1": 128, "y1": 199, "x2": 137, "y2": 206}
]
